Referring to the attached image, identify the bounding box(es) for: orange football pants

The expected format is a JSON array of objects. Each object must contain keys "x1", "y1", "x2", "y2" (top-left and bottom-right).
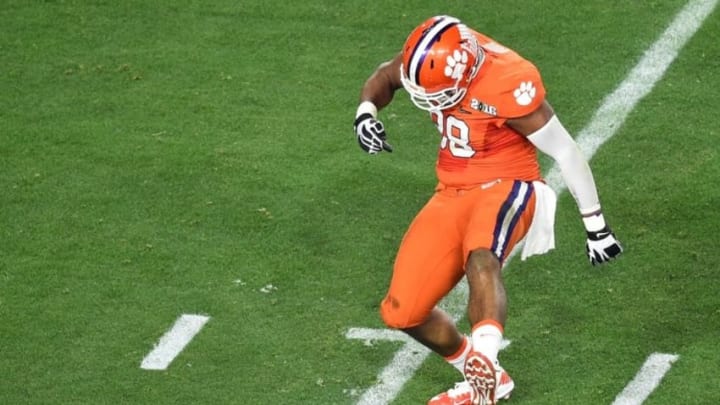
[{"x1": 380, "y1": 179, "x2": 536, "y2": 329}]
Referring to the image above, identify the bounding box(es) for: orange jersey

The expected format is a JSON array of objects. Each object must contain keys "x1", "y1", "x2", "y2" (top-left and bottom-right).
[{"x1": 432, "y1": 31, "x2": 545, "y2": 187}]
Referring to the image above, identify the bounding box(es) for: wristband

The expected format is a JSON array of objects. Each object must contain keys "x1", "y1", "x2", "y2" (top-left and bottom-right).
[
  {"x1": 356, "y1": 101, "x2": 378, "y2": 119},
  {"x1": 582, "y1": 213, "x2": 606, "y2": 232}
]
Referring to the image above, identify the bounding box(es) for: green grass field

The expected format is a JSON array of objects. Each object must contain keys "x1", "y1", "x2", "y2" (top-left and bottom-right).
[{"x1": 2, "y1": 1, "x2": 719, "y2": 404}]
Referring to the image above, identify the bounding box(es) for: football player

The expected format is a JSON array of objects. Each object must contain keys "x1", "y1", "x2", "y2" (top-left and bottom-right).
[{"x1": 352, "y1": 15, "x2": 623, "y2": 405}]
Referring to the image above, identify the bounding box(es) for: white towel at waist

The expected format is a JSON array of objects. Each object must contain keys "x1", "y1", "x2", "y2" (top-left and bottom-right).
[{"x1": 521, "y1": 181, "x2": 557, "y2": 260}]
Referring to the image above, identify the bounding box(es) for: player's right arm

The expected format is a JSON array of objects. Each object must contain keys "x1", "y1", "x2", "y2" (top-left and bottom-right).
[
  {"x1": 358, "y1": 53, "x2": 404, "y2": 109},
  {"x1": 352, "y1": 53, "x2": 404, "y2": 154}
]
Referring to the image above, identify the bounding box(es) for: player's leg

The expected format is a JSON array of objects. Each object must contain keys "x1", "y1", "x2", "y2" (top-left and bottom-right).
[
  {"x1": 402, "y1": 307, "x2": 466, "y2": 357},
  {"x1": 381, "y1": 192, "x2": 478, "y2": 405},
  {"x1": 463, "y1": 250, "x2": 513, "y2": 405},
  {"x1": 379, "y1": 190, "x2": 467, "y2": 357},
  {"x1": 465, "y1": 249, "x2": 506, "y2": 360},
  {"x1": 463, "y1": 180, "x2": 535, "y2": 404}
]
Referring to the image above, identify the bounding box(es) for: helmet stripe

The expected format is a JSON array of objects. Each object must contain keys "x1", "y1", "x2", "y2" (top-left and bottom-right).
[{"x1": 408, "y1": 16, "x2": 460, "y2": 86}]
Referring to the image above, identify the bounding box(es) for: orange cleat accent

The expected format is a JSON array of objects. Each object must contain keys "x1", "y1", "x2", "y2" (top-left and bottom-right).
[
  {"x1": 463, "y1": 352, "x2": 515, "y2": 405},
  {"x1": 429, "y1": 359, "x2": 514, "y2": 405}
]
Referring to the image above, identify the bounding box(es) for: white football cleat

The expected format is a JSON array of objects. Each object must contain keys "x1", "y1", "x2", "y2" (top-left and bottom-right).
[
  {"x1": 463, "y1": 351, "x2": 514, "y2": 405},
  {"x1": 495, "y1": 364, "x2": 514, "y2": 401},
  {"x1": 427, "y1": 381, "x2": 472, "y2": 405},
  {"x1": 428, "y1": 362, "x2": 513, "y2": 405}
]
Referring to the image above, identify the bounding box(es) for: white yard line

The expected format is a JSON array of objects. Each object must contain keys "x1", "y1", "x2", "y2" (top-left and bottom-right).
[
  {"x1": 140, "y1": 314, "x2": 210, "y2": 371},
  {"x1": 611, "y1": 353, "x2": 680, "y2": 405},
  {"x1": 346, "y1": 327, "x2": 415, "y2": 345},
  {"x1": 354, "y1": 1, "x2": 717, "y2": 403}
]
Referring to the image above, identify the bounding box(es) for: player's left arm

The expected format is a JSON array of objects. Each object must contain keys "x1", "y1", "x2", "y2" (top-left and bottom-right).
[{"x1": 508, "y1": 101, "x2": 624, "y2": 265}]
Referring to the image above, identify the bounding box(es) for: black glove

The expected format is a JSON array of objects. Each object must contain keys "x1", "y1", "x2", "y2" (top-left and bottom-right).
[
  {"x1": 353, "y1": 113, "x2": 393, "y2": 154},
  {"x1": 586, "y1": 226, "x2": 623, "y2": 265}
]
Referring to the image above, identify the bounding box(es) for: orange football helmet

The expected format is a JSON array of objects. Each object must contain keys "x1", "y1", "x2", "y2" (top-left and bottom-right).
[{"x1": 400, "y1": 16, "x2": 484, "y2": 111}]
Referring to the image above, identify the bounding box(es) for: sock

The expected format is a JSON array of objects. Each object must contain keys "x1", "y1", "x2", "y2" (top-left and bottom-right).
[
  {"x1": 444, "y1": 335, "x2": 472, "y2": 375},
  {"x1": 471, "y1": 319, "x2": 504, "y2": 364}
]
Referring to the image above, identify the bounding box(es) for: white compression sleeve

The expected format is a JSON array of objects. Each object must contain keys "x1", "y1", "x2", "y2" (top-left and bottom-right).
[{"x1": 527, "y1": 115, "x2": 603, "y2": 220}]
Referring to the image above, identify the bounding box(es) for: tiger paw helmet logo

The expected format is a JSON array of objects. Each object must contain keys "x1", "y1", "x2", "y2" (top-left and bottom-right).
[
  {"x1": 445, "y1": 50, "x2": 468, "y2": 79},
  {"x1": 513, "y1": 81, "x2": 536, "y2": 106}
]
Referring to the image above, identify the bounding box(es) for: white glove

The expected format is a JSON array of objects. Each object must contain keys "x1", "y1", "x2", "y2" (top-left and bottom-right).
[
  {"x1": 353, "y1": 113, "x2": 393, "y2": 154},
  {"x1": 584, "y1": 214, "x2": 623, "y2": 265}
]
